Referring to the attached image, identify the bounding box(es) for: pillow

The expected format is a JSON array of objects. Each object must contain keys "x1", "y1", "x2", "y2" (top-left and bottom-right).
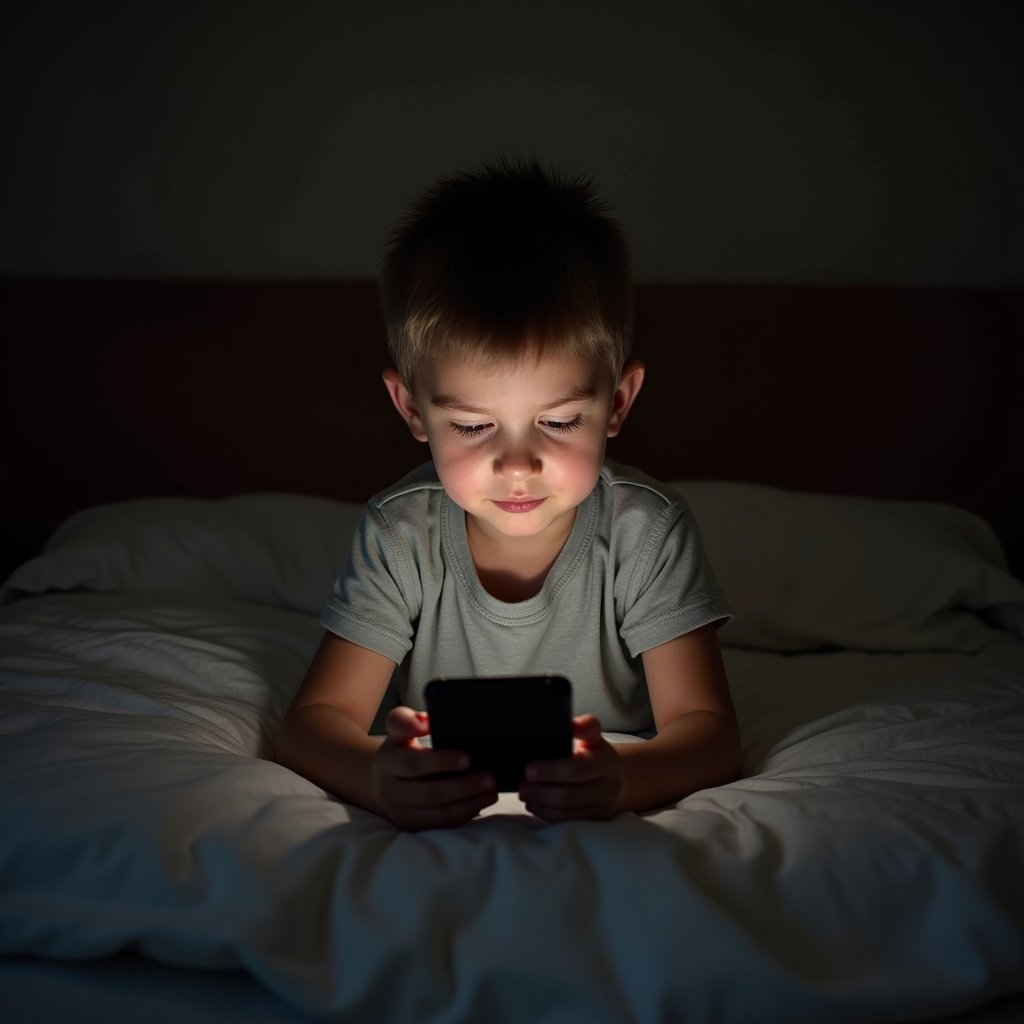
[
  {"x1": 1, "y1": 493, "x2": 362, "y2": 617},
  {"x1": 5, "y1": 483, "x2": 1023, "y2": 653},
  {"x1": 671, "y1": 480, "x2": 1024, "y2": 652}
]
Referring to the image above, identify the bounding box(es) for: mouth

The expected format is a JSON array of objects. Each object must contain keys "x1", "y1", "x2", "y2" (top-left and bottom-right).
[{"x1": 492, "y1": 497, "x2": 547, "y2": 514}]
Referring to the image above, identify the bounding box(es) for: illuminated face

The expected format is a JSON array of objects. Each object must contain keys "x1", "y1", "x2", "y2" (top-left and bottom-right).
[{"x1": 385, "y1": 350, "x2": 643, "y2": 550}]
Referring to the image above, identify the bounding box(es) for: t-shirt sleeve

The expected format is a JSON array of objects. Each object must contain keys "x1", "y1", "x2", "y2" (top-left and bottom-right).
[
  {"x1": 618, "y1": 500, "x2": 732, "y2": 657},
  {"x1": 320, "y1": 505, "x2": 420, "y2": 665}
]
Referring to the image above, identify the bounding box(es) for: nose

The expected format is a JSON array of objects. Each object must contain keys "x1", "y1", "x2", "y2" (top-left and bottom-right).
[{"x1": 494, "y1": 440, "x2": 541, "y2": 482}]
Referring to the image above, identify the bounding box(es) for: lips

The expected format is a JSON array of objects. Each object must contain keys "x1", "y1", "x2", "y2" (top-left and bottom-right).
[{"x1": 492, "y1": 497, "x2": 547, "y2": 514}]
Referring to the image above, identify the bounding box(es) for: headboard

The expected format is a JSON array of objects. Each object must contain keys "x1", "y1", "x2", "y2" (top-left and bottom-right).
[{"x1": 3, "y1": 278, "x2": 1021, "y2": 579}]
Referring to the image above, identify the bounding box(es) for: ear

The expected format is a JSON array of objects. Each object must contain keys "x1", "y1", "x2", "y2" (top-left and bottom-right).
[
  {"x1": 383, "y1": 368, "x2": 429, "y2": 442},
  {"x1": 606, "y1": 360, "x2": 645, "y2": 438}
]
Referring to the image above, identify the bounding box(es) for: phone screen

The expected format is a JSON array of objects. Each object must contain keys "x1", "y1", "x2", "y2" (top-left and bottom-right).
[{"x1": 425, "y1": 675, "x2": 573, "y2": 791}]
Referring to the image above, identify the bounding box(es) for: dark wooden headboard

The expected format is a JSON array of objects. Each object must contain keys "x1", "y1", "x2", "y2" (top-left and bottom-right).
[{"x1": 3, "y1": 278, "x2": 1021, "y2": 578}]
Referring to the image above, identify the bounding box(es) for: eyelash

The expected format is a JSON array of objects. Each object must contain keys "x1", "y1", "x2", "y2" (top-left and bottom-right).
[
  {"x1": 545, "y1": 416, "x2": 584, "y2": 433},
  {"x1": 450, "y1": 423, "x2": 489, "y2": 438},
  {"x1": 448, "y1": 417, "x2": 584, "y2": 438}
]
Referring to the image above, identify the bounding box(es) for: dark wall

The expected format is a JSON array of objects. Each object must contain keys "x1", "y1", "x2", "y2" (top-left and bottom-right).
[
  {"x1": 3, "y1": 279, "x2": 1021, "y2": 579},
  {"x1": 2, "y1": 0, "x2": 1022, "y2": 285}
]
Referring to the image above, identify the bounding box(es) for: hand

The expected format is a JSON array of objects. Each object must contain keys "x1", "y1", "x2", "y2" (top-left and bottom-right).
[
  {"x1": 373, "y1": 706, "x2": 498, "y2": 830},
  {"x1": 518, "y1": 714, "x2": 624, "y2": 822}
]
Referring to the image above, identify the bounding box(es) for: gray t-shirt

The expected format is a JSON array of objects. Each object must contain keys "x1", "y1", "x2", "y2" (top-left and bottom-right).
[{"x1": 322, "y1": 460, "x2": 730, "y2": 732}]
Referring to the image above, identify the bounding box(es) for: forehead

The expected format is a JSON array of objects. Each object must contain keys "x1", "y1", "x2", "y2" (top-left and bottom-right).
[{"x1": 418, "y1": 351, "x2": 610, "y2": 407}]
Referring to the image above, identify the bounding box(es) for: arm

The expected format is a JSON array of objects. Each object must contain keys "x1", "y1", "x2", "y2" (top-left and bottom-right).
[
  {"x1": 276, "y1": 632, "x2": 498, "y2": 829},
  {"x1": 519, "y1": 623, "x2": 740, "y2": 820},
  {"x1": 615, "y1": 623, "x2": 741, "y2": 812},
  {"x1": 275, "y1": 633, "x2": 393, "y2": 810}
]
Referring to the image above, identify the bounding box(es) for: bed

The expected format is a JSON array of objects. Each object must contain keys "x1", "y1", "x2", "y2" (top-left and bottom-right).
[{"x1": 1, "y1": 279, "x2": 1023, "y2": 1023}]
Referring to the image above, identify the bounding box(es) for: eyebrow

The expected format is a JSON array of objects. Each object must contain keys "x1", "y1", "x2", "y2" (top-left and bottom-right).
[{"x1": 430, "y1": 386, "x2": 598, "y2": 414}]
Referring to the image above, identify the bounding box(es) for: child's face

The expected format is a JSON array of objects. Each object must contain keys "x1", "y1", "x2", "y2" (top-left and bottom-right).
[{"x1": 385, "y1": 351, "x2": 643, "y2": 547}]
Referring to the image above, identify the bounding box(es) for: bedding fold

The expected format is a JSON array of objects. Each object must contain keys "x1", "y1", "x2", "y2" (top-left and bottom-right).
[{"x1": 2, "y1": 593, "x2": 1023, "y2": 1021}]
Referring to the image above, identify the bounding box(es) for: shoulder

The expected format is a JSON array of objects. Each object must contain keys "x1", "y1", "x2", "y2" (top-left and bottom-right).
[
  {"x1": 350, "y1": 462, "x2": 447, "y2": 580},
  {"x1": 597, "y1": 460, "x2": 689, "y2": 531},
  {"x1": 595, "y1": 461, "x2": 707, "y2": 584},
  {"x1": 599, "y1": 463, "x2": 730, "y2": 636},
  {"x1": 367, "y1": 461, "x2": 446, "y2": 525},
  {"x1": 344, "y1": 463, "x2": 445, "y2": 600}
]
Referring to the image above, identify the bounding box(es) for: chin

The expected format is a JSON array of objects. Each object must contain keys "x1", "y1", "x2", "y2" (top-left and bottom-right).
[{"x1": 495, "y1": 509, "x2": 576, "y2": 539}]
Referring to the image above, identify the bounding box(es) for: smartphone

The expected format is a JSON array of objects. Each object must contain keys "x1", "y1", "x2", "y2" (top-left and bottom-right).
[{"x1": 425, "y1": 675, "x2": 573, "y2": 791}]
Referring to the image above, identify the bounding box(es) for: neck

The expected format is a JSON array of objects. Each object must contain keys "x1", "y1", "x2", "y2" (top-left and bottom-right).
[{"x1": 465, "y1": 510, "x2": 576, "y2": 602}]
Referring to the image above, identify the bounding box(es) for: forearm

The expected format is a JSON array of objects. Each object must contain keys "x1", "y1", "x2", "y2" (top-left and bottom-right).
[
  {"x1": 276, "y1": 703, "x2": 386, "y2": 814},
  {"x1": 613, "y1": 711, "x2": 741, "y2": 814}
]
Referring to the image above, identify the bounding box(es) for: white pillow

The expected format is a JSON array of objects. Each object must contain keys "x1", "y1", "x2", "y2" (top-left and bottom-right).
[
  {"x1": 672, "y1": 480, "x2": 1024, "y2": 652},
  {"x1": 5, "y1": 483, "x2": 1022, "y2": 652},
  {"x1": 2, "y1": 493, "x2": 362, "y2": 617}
]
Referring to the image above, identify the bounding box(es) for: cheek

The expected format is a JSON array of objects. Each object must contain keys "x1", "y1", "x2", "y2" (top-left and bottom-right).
[
  {"x1": 551, "y1": 438, "x2": 606, "y2": 487},
  {"x1": 430, "y1": 438, "x2": 484, "y2": 491}
]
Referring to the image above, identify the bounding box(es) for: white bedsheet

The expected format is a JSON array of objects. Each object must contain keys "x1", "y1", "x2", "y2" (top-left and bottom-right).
[{"x1": 2, "y1": 590, "x2": 1023, "y2": 1023}]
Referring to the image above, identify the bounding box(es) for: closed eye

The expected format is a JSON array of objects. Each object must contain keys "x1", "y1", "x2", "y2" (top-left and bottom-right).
[
  {"x1": 542, "y1": 416, "x2": 584, "y2": 433},
  {"x1": 450, "y1": 422, "x2": 492, "y2": 438}
]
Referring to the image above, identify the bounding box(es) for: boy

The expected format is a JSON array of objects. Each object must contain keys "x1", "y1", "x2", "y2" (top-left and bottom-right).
[{"x1": 276, "y1": 159, "x2": 739, "y2": 830}]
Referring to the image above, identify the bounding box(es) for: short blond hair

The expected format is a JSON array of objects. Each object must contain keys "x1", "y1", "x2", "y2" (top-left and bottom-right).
[{"x1": 379, "y1": 158, "x2": 633, "y2": 387}]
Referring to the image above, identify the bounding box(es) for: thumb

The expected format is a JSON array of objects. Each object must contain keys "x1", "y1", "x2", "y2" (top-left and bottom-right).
[
  {"x1": 386, "y1": 706, "x2": 430, "y2": 744},
  {"x1": 572, "y1": 713, "x2": 604, "y2": 748}
]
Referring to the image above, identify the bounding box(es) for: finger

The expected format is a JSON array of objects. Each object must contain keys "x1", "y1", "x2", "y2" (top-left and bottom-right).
[
  {"x1": 394, "y1": 790, "x2": 499, "y2": 831},
  {"x1": 519, "y1": 779, "x2": 603, "y2": 809},
  {"x1": 386, "y1": 706, "x2": 430, "y2": 742},
  {"x1": 524, "y1": 756, "x2": 597, "y2": 785},
  {"x1": 522, "y1": 795, "x2": 616, "y2": 823},
  {"x1": 520, "y1": 782, "x2": 614, "y2": 823},
  {"x1": 383, "y1": 744, "x2": 471, "y2": 779},
  {"x1": 525, "y1": 741, "x2": 611, "y2": 784},
  {"x1": 390, "y1": 771, "x2": 497, "y2": 812},
  {"x1": 572, "y1": 713, "x2": 604, "y2": 747}
]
